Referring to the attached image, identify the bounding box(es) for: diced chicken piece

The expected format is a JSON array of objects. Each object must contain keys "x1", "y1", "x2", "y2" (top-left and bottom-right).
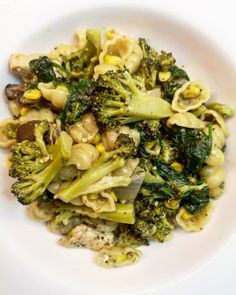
[
  {"x1": 59, "y1": 224, "x2": 114, "y2": 251},
  {"x1": 10, "y1": 53, "x2": 41, "y2": 82}
]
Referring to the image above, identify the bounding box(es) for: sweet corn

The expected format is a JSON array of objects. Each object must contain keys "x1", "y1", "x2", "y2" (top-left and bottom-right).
[
  {"x1": 182, "y1": 211, "x2": 193, "y2": 220},
  {"x1": 20, "y1": 107, "x2": 29, "y2": 116},
  {"x1": 92, "y1": 133, "x2": 101, "y2": 145},
  {"x1": 165, "y1": 199, "x2": 180, "y2": 209},
  {"x1": 105, "y1": 30, "x2": 116, "y2": 40},
  {"x1": 104, "y1": 55, "x2": 122, "y2": 66},
  {"x1": 96, "y1": 143, "x2": 106, "y2": 153},
  {"x1": 56, "y1": 85, "x2": 69, "y2": 92},
  {"x1": 170, "y1": 161, "x2": 183, "y2": 172},
  {"x1": 23, "y1": 89, "x2": 42, "y2": 100},
  {"x1": 158, "y1": 71, "x2": 171, "y2": 82},
  {"x1": 116, "y1": 253, "x2": 126, "y2": 263},
  {"x1": 183, "y1": 85, "x2": 201, "y2": 98},
  {"x1": 110, "y1": 191, "x2": 117, "y2": 202}
]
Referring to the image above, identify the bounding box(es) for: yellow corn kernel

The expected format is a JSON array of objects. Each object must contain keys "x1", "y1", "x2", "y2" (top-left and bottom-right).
[
  {"x1": 183, "y1": 85, "x2": 201, "y2": 98},
  {"x1": 165, "y1": 199, "x2": 180, "y2": 209},
  {"x1": 96, "y1": 143, "x2": 105, "y2": 154},
  {"x1": 158, "y1": 71, "x2": 171, "y2": 82},
  {"x1": 105, "y1": 30, "x2": 116, "y2": 40},
  {"x1": 92, "y1": 133, "x2": 101, "y2": 145},
  {"x1": 170, "y1": 161, "x2": 183, "y2": 172},
  {"x1": 116, "y1": 253, "x2": 126, "y2": 263},
  {"x1": 20, "y1": 107, "x2": 29, "y2": 116},
  {"x1": 56, "y1": 85, "x2": 69, "y2": 92},
  {"x1": 110, "y1": 191, "x2": 117, "y2": 202},
  {"x1": 104, "y1": 55, "x2": 122, "y2": 66},
  {"x1": 23, "y1": 89, "x2": 42, "y2": 100},
  {"x1": 182, "y1": 211, "x2": 193, "y2": 220}
]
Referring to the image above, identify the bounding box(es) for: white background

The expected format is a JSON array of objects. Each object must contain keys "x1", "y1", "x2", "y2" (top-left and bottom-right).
[{"x1": 0, "y1": 0, "x2": 236, "y2": 294}]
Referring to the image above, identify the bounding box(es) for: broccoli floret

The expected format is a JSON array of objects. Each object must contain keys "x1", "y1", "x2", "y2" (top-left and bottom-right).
[
  {"x1": 92, "y1": 70, "x2": 173, "y2": 128},
  {"x1": 9, "y1": 121, "x2": 50, "y2": 178},
  {"x1": 11, "y1": 131, "x2": 72, "y2": 205},
  {"x1": 29, "y1": 56, "x2": 57, "y2": 82},
  {"x1": 59, "y1": 80, "x2": 94, "y2": 124},
  {"x1": 55, "y1": 133, "x2": 136, "y2": 202},
  {"x1": 134, "y1": 196, "x2": 175, "y2": 243},
  {"x1": 132, "y1": 119, "x2": 160, "y2": 141},
  {"x1": 115, "y1": 225, "x2": 149, "y2": 247},
  {"x1": 64, "y1": 29, "x2": 101, "y2": 79}
]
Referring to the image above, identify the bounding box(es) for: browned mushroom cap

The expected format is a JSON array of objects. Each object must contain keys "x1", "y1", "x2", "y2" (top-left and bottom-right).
[
  {"x1": 16, "y1": 120, "x2": 41, "y2": 142},
  {"x1": 5, "y1": 84, "x2": 25, "y2": 100},
  {"x1": 16, "y1": 120, "x2": 60, "y2": 144}
]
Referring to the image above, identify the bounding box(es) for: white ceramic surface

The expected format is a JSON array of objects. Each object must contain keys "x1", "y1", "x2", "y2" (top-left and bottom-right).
[{"x1": 0, "y1": 1, "x2": 236, "y2": 295}]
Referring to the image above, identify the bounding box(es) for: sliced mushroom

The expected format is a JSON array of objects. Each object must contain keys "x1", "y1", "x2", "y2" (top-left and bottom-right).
[
  {"x1": 16, "y1": 120, "x2": 42, "y2": 142},
  {"x1": 5, "y1": 84, "x2": 25, "y2": 100}
]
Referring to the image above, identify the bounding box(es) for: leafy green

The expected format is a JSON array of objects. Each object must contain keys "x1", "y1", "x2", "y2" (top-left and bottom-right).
[
  {"x1": 29, "y1": 56, "x2": 57, "y2": 82},
  {"x1": 168, "y1": 126, "x2": 212, "y2": 174}
]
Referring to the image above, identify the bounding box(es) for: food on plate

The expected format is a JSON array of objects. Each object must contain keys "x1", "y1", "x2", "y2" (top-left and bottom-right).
[{"x1": 1, "y1": 28, "x2": 233, "y2": 267}]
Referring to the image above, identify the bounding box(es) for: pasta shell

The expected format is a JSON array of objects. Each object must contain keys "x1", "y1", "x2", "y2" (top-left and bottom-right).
[
  {"x1": 166, "y1": 112, "x2": 205, "y2": 129},
  {"x1": 172, "y1": 81, "x2": 211, "y2": 112},
  {"x1": 0, "y1": 118, "x2": 19, "y2": 148},
  {"x1": 176, "y1": 202, "x2": 214, "y2": 232}
]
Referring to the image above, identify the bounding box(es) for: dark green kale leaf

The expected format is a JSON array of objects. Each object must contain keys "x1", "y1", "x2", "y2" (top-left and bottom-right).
[
  {"x1": 168, "y1": 126, "x2": 212, "y2": 174},
  {"x1": 29, "y1": 56, "x2": 57, "y2": 82},
  {"x1": 59, "y1": 80, "x2": 95, "y2": 124},
  {"x1": 181, "y1": 186, "x2": 210, "y2": 214}
]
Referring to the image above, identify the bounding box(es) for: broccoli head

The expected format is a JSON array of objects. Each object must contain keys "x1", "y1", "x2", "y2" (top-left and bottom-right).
[
  {"x1": 11, "y1": 130, "x2": 72, "y2": 205},
  {"x1": 134, "y1": 196, "x2": 175, "y2": 243},
  {"x1": 92, "y1": 70, "x2": 173, "y2": 128}
]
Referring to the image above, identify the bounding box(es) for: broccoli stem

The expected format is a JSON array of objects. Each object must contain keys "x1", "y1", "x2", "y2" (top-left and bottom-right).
[
  {"x1": 56, "y1": 158, "x2": 126, "y2": 202},
  {"x1": 63, "y1": 203, "x2": 135, "y2": 224},
  {"x1": 100, "y1": 203, "x2": 135, "y2": 224}
]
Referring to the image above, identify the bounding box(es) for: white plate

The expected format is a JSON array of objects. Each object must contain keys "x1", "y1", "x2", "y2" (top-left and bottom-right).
[{"x1": 0, "y1": 1, "x2": 236, "y2": 295}]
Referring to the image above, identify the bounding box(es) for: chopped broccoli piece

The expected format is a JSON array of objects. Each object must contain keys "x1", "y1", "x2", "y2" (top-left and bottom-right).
[
  {"x1": 64, "y1": 29, "x2": 101, "y2": 79},
  {"x1": 92, "y1": 70, "x2": 173, "y2": 128},
  {"x1": 11, "y1": 131, "x2": 72, "y2": 205},
  {"x1": 55, "y1": 134, "x2": 136, "y2": 202}
]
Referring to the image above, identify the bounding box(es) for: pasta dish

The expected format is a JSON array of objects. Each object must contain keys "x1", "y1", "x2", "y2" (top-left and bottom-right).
[{"x1": 0, "y1": 28, "x2": 233, "y2": 267}]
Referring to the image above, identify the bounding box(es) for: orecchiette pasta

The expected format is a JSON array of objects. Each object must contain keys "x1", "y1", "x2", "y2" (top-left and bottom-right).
[
  {"x1": 59, "y1": 224, "x2": 114, "y2": 251},
  {"x1": 199, "y1": 165, "x2": 226, "y2": 190},
  {"x1": 27, "y1": 201, "x2": 53, "y2": 222},
  {"x1": 68, "y1": 112, "x2": 98, "y2": 143},
  {"x1": 47, "y1": 44, "x2": 79, "y2": 63},
  {"x1": 96, "y1": 246, "x2": 141, "y2": 267},
  {"x1": 19, "y1": 107, "x2": 55, "y2": 123},
  {"x1": 205, "y1": 146, "x2": 224, "y2": 166},
  {"x1": 0, "y1": 118, "x2": 19, "y2": 148},
  {"x1": 10, "y1": 53, "x2": 41, "y2": 82},
  {"x1": 209, "y1": 185, "x2": 224, "y2": 199},
  {"x1": 67, "y1": 143, "x2": 99, "y2": 170},
  {"x1": 38, "y1": 82, "x2": 68, "y2": 109},
  {"x1": 172, "y1": 81, "x2": 211, "y2": 112},
  {"x1": 166, "y1": 112, "x2": 205, "y2": 129},
  {"x1": 201, "y1": 109, "x2": 228, "y2": 136},
  {"x1": 74, "y1": 31, "x2": 87, "y2": 50},
  {"x1": 176, "y1": 202, "x2": 214, "y2": 232},
  {"x1": 94, "y1": 31, "x2": 143, "y2": 79},
  {"x1": 82, "y1": 192, "x2": 116, "y2": 213}
]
